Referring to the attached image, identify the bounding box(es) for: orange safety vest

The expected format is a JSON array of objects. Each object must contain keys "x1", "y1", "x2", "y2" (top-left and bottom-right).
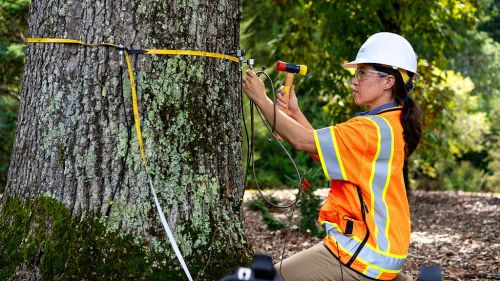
[{"x1": 312, "y1": 106, "x2": 409, "y2": 280}]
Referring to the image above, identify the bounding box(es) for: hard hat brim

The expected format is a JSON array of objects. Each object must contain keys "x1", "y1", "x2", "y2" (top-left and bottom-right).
[{"x1": 342, "y1": 59, "x2": 365, "y2": 69}]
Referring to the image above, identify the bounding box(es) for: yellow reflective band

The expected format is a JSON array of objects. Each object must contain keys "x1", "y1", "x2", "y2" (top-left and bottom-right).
[
  {"x1": 364, "y1": 116, "x2": 394, "y2": 253},
  {"x1": 382, "y1": 116, "x2": 395, "y2": 252},
  {"x1": 313, "y1": 130, "x2": 330, "y2": 180},
  {"x1": 322, "y1": 221, "x2": 407, "y2": 258},
  {"x1": 362, "y1": 266, "x2": 386, "y2": 279},
  {"x1": 399, "y1": 69, "x2": 410, "y2": 83},
  {"x1": 327, "y1": 235, "x2": 401, "y2": 274},
  {"x1": 323, "y1": 221, "x2": 406, "y2": 259},
  {"x1": 330, "y1": 127, "x2": 347, "y2": 181},
  {"x1": 366, "y1": 117, "x2": 381, "y2": 245}
]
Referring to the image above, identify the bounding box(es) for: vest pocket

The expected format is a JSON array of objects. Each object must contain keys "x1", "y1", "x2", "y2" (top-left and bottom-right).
[{"x1": 338, "y1": 213, "x2": 366, "y2": 237}]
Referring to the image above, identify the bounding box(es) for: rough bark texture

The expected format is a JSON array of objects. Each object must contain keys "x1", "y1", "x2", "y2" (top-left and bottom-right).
[{"x1": 1, "y1": 0, "x2": 250, "y2": 280}]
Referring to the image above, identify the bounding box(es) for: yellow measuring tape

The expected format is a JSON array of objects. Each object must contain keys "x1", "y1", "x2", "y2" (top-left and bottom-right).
[
  {"x1": 27, "y1": 37, "x2": 240, "y2": 281},
  {"x1": 26, "y1": 38, "x2": 238, "y2": 62},
  {"x1": 26, "y1": 37, "x2": 238, "y2": 166},
  {"x1": 146, "y1": 49, "x2": 239, "y2": 62}
]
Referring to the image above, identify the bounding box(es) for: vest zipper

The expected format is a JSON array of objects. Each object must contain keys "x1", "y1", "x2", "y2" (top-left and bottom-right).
[{"x1": 346, "y1": 186, "x2": 370, "y2": 267}]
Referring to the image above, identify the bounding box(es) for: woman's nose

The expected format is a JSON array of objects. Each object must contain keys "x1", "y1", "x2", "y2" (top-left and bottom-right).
[{"x1": 350, "y1": 77, "x2": 359, "y2": 86}]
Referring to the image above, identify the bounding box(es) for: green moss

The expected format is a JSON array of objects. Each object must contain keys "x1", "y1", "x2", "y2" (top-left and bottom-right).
[
  {"x1": 0, "y1": 196, "x2": 151, "y2": 280},
  {"x1": 0, "y1": 195, "x2": 251, "y2": 280}
]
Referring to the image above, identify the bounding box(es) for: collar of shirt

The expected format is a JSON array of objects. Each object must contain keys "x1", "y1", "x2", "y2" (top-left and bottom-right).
[{"x1": 355, "y1": 102, "x2": 400, "y2": 116}]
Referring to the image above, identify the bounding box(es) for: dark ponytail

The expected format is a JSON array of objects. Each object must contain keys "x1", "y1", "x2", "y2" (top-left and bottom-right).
[{"x1": 373, "y1": 64, "x2": 422, "y2": 158}]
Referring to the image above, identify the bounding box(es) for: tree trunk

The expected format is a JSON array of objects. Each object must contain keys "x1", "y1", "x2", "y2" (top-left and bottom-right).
[{"x1": 1, "y1": 0, "x2": 251, "y2": 280}]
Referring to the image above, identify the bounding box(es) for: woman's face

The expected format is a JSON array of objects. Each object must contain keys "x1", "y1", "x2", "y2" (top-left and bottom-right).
[{"x1": 351, "y1": 64, "x2": 392, "y2": 109}]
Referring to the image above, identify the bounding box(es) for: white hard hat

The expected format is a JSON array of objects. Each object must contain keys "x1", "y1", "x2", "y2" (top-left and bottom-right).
[{"x1": 343, "y1": 32, "x2": 420, "y2": 80}]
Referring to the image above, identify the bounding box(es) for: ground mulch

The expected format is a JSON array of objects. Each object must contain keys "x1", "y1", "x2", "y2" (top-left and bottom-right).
[{"x1": 243, "y1": 189, "x2": 500, "y2": 281}]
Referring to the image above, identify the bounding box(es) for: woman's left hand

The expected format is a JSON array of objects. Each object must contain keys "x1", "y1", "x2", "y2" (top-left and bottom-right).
[{"x1": 242, "y1": 70, "x2": 266, "y2": 103}]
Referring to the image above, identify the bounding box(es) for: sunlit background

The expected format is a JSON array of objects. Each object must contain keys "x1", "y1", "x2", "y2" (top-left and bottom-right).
[
  {"x1": 239, "y1": 0, "x2": 499, "y2": 193},
  {"x1": 0, "y1": 0, "x2": 498, "y2": 194}
]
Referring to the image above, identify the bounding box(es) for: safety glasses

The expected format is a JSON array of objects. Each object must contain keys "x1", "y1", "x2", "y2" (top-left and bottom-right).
[{"x1": 354, "y1": 69, "x2": 389, "y2": 80}]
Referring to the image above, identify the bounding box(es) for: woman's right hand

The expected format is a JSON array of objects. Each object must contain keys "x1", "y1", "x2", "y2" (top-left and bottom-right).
[{"x1": 276, "y1": 85, "x2": 300, "y2": 118}]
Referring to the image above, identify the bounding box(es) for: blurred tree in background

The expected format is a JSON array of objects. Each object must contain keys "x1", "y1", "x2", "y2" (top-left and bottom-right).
[
  {"x1": 241, "y1": 0, "x2": 499, "y2": 192},
  {"x1": 0, "y1": 0, "x2": 30, "y2": 191}
]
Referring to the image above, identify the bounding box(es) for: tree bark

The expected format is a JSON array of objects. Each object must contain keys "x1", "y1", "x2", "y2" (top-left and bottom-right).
[{"x1": 1, "y1": 0, "x2": 250, "y2": 280}]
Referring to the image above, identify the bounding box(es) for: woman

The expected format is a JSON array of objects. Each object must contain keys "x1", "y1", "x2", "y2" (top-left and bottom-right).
[{"x1": 242, "y1": 32, "x2": 422, "y2": 281}]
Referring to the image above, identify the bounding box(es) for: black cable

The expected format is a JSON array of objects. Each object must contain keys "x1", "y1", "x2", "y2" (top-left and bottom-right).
[
  {"x1": 251, "y1": 70, "x2": 302, "y2": 209},
  {"x1": 255, "y1": 70, "x2": 278, "y2": 138},
  {"x1": 241, "y1": 64, "x2": 309, "y2": 277},
  {"x1": 237, "y1": 65, "x2": 252, "y2": 212},
  {"x1": 105, "y1": 63, "x2": 132, "y2": 217},
  {"x1": 247, "y1": 68, "x2": 310, "y2": 279},
  {"x1": 277, "y1": 188, "x2": 301, "y2": 280}
]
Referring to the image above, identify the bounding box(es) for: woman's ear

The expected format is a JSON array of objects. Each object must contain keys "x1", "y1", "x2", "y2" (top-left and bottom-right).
[{"x1": 383, "y1": 75, "x2": 396, "y2": 90}]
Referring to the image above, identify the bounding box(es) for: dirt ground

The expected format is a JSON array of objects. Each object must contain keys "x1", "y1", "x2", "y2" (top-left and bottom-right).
[{"x1": 243, "y1": 189, "x2": 500, "y2": 281}]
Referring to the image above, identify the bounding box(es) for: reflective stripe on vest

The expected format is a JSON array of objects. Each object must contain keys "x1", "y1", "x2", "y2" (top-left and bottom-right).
[
  {"x1": 313, "y1": 127, "x2": 347, "y2": 180},
  {"x1": 365, "y1": 115, "x2": 394, "y2": 252},
  {"x1": 324, "y1": 222, "x2": 406, "y2": 275}
]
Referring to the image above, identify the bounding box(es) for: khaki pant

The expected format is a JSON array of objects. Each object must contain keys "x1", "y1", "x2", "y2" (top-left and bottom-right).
[{"x1": 274, "y1": 243, "x2": 412, "y2": 281}]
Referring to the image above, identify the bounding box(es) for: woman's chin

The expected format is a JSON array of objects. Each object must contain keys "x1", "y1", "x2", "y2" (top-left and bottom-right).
[{"x1": 353, "y1": 97, "x2": 362, "y2": 106}]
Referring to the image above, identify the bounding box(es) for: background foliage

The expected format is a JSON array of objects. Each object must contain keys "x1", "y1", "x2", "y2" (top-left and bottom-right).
[
  {"x1": 0, "y1": 0, "x2": 498, "y2": 194},
  {"x1": 0, "y1": 0, "x2": 29, "y2": 192},
  {"x1": 241, "y1": 0, "x2": 499, "y2": 193}
]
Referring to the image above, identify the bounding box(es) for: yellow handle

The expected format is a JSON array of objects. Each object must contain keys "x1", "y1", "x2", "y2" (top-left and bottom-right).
[
  {"x1": 282, "y1": 72, "x2": 295, "y2": 115},
  {"x1": 274, "y1": 72, "x2": 295, "y2": 141}
]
